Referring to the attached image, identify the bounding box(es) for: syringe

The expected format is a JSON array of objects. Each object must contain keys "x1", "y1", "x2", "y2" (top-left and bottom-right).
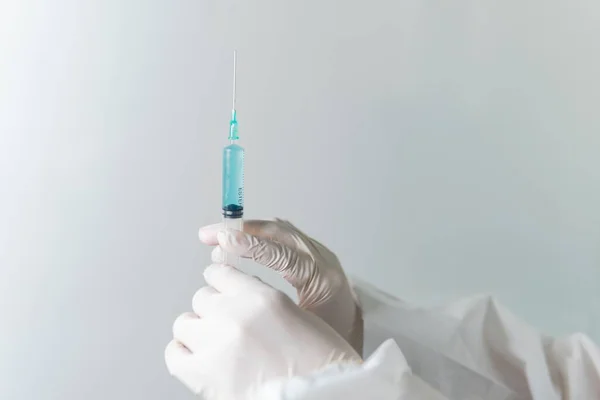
[{"x1": 221, "y1": 50, "x2": 244, "y2": 267}]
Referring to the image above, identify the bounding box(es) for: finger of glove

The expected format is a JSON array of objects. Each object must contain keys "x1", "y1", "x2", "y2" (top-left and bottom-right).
[
  {"x1": 211, "y1": 245, "x2": 247, "y2": 268},
  {"x1": 203, "y1": 263, "x2": 264, "y2": 295},
  {"x1": 198, "y1": 223, "x2": 223, "y2": 245},
  {"x1": 217, "y1": 229, "x2": 314, "y2": 287},
  {"x1": 242, "y1": 219, "x2": 304, "y2": 249},
  {"x1": 192, "y1": 286, "x2": 222, "y2": 317},
  {"x1": 165, "y1": 339, "x2": 192, "y2": 374},
  {"x1": 172, "y1": 312, "x2": 205, "y2": 352},
  {"x1": 211, "y1": 246, "x2": 225, "y2": 264},
  {"x1": 165, "y1": 340, "x2": 208, "y2": 396},
  {"x1": 199, "y1": 220, "x2": 303, "y2": 251}
]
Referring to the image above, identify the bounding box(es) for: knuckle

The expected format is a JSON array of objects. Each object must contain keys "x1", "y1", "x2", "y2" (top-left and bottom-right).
[
  {"x1": 255, "y1": 288, "x2": 288, "y2": 311},
  {"x1": 172, "y1": 312, "x2": 194, "y2": 337},
  {"x1": 174, "y1": 311, "x2": 193, "y2": 323},
  {"x1": 192, "y1": 286, "x2": 210, "y2": 304}
]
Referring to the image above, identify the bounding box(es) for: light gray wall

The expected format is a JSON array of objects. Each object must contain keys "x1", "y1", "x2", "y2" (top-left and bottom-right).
[{"x1": 1, "y1": 1, "x2": 599, "y2": 399}]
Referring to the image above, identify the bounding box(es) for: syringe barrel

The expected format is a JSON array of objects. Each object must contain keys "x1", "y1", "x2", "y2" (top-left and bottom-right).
[
  {"x1": 222, "y1": 142, "x2": 244, "y2": 268},
  {"x1": 222, "y1": 143, "x2": 244, "y2": 216},
  {"x1": 222, "y1": 217, "x2": 243, "y2": 267}
]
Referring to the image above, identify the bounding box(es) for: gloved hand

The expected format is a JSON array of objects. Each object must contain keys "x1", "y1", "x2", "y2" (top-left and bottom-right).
[
  {"x1": 198, "y1": 219, "x2": 364, "y2": 354},
  {"x1": 165, "y1": 264, "x2": 362, "y2": 400}
]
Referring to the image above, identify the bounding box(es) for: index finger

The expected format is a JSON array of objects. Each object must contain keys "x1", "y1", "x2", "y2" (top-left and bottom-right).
[
  {"x1": 198, "y1": 223, "x2": 223, "y2": 245},
  {"x1": 198, "y1": 219, "x2": 301, "y2": 250}
]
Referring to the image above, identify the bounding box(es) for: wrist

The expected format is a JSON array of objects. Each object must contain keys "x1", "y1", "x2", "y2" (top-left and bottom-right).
[{"x1": 309, "y1": 283, "x2": 364, "y2": 353}]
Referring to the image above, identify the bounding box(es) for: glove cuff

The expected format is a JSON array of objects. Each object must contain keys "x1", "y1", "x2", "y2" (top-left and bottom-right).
[{"x1": 253, "y1": 340, "x2": 412, "y2": 400}]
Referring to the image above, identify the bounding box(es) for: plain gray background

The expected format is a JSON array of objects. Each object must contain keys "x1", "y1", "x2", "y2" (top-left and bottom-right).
[{"x1": 1, "y1": 0, "x2": 599, "y2": 399}]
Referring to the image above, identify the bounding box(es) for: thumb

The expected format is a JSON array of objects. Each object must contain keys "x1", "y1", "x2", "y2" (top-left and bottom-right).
[{"x1": 217, "y1": 229, "x2": 314, "y2": 288}]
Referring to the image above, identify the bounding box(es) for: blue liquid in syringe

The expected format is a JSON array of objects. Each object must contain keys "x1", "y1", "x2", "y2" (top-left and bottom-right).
[{"x1": 222, "y1": 143, "x2": 244, "y2": 216}]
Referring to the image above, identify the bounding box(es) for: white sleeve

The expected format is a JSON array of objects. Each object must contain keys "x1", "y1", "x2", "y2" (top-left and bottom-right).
[
  {"x1": 351, "y1": 278, "x2": 600, "y2": 400},
  {"x1": 544, "y1": 332, "x2": 600, "y2": 399},
  {"x1": 255, "y1": 339, "x2": 449, "y2": 400}
]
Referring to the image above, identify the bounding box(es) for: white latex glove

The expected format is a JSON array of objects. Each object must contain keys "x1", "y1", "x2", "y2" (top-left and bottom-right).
[
  {"x1": 198, "y1": 219, "x2": 363, "y2": 354},
  {"x1": 165, "y1": 264, "x2": 361, "y2": 400}
]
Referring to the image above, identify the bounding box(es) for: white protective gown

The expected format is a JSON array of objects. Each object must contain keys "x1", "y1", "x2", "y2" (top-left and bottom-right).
[{"x1": 259, "y1": 279, "x2": 600, "y2": 400}]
